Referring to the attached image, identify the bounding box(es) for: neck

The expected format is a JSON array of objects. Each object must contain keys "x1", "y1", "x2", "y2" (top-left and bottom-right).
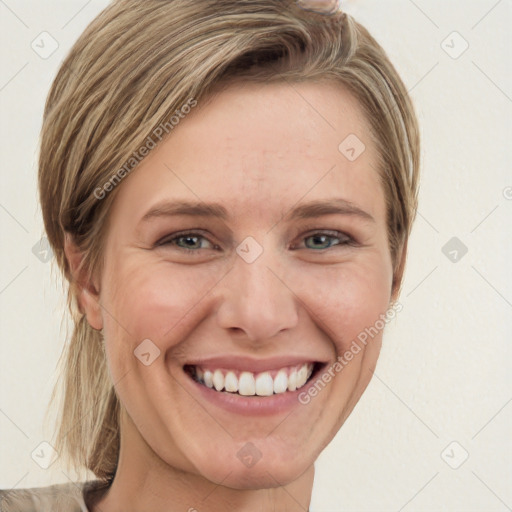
[{"x1": 91, "y1": 410, "x2": 315, "y2": 512}]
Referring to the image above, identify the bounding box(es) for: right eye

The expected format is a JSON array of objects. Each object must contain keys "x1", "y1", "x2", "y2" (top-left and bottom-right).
[{"x1": 156, "y1": 231, "x2": 219, "y2": 254}]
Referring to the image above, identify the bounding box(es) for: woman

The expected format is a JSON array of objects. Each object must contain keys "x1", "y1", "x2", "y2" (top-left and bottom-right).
[{"x1": 0, "y1": 0, "x2": 420, "y2": 510}]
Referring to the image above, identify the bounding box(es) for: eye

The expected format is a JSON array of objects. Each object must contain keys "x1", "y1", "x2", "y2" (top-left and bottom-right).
[
  {"x1": 156, "y1": 231, "x2": 218, "y2": 252},
  {"x1": 155, "y1": 229, "x2": 356, "y2": 254},
  {"x1": 293, "y1": 230, "x2": 355, "y2": 251}
]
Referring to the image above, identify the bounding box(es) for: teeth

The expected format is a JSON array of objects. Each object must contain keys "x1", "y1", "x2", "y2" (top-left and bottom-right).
[
  {"x1": 238, "y1": 372, "x2": 256, "y2": 396},
  {"x1": 288, "y1": 370, "x2": 297, "y2": 391},
  {"x1": 273, "y1": 370, "x2": 288, "y2": 394},
  {"x1": 193, "y1": 363, "x2": 314, "y2": 396},
  {"x1": 255, "y1": 372, "x2": 274, "y2": 396},
  {"x1": 213, "y1": 369, "x2": 224, "y2": 391},
  {"x1": 203, "y1": 370, "x2": 213, "y2": 388},
  {"x1": 297, "y1": 365, "x2": 308, "y2": 388},
  {"x1": 224, "y1": 371, "x2": 238, "y2": 392}
]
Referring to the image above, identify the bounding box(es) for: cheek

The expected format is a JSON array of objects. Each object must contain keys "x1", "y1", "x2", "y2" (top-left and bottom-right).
[
  {"x1": 100, "y1": 259, "x2": 221, "y2": 352},
  {"x1": 99, "y1": 242, "x2": 392, "y2": 373},
  {"x1": 295, "y1": 256, "x2": 393, "y2": 354}
]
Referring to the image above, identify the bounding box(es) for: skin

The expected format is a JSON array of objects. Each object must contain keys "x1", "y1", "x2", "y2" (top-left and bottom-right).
[{"x1": 66, "y1": 80, "x2": 400, "y2": 512}]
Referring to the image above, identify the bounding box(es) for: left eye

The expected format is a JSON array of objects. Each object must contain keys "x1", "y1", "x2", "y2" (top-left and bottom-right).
[{"x1": 296, "y1": 231, "x2": 354, "y2": 250}]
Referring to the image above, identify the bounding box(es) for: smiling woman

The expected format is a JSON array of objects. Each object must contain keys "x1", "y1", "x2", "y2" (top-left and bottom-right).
[{"x1": 0, "y1": 0, "x2": 419, "y2": 511}]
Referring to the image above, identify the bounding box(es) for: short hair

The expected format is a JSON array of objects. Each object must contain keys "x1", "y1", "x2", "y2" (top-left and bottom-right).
[{"x1": 39, "y1": 0, "x2": 420, "y2": 482}]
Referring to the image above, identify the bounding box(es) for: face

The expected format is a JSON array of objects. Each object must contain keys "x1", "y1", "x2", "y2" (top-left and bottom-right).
[{"x1": 87, "y1": 80, "x2": 394, "y2": 489}]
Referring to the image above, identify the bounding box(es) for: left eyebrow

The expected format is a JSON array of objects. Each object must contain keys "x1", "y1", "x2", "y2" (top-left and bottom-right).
[{"x1": 283, "y1": 198, "x2": 375, "y2": 223}]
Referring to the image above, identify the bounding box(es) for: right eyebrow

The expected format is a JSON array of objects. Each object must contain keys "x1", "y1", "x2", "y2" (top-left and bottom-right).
[{"x1": 139, "y1": 200, "x2": 229, "y2": 224}]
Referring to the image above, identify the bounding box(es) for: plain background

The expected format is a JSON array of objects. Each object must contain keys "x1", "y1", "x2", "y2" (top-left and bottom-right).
[{"x1": 1, "y1": 0, "x2": 511, "y2": 510}]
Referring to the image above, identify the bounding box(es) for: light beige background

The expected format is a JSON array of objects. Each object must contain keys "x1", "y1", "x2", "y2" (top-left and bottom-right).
[{"x1": 1, "y1": 1, "x2": 511, "y2": 510}]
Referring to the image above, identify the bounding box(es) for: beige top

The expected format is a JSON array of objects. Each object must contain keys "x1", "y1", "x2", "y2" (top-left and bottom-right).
[{"x1": 0, "y1": 480, "x2": 108, "y2": 512}]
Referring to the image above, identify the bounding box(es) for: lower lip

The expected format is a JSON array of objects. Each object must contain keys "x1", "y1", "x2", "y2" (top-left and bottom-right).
[{"x1": 184, "y1": 367, "x2": 323, "y2": 416}]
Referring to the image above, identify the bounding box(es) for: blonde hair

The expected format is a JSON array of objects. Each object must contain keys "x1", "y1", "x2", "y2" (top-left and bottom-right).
[{"x1": 39, "y1": 0, "x2": 420, "y2": 483}]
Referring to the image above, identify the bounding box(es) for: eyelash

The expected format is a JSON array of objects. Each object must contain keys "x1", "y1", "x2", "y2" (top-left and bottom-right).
[{"x1": 156, "y1": 230, "x2": 357, "y2": 253}]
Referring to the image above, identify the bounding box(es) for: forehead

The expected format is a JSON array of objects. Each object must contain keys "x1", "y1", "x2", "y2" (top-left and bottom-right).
[{"x1": 107, "y1": 80, "x2": 384, "y2": 230}]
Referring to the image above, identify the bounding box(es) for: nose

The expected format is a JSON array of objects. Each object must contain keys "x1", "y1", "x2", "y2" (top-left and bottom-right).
[{"x1": 215, "y1": 247, "x2": 299, "y2": 344}]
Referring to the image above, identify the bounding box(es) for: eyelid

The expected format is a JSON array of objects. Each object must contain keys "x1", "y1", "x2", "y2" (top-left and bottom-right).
[
  {"x1": 290, "y1": 229, "x2": 356, "y2": 250},
  {"x1": 155, "y1": 228, "x2": 357, "y2": 252},
  {"x1": 156, "y1": 230, "x2": 218, "y2": 250}
]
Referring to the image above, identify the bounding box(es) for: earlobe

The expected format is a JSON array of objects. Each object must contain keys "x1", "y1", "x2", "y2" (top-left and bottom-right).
[
  {"x1": 80, "y1": 287, "x2": 103, "y2": 331},
  {"x1": 64, "y1": 232, "x2": 104, "y2": 331}
]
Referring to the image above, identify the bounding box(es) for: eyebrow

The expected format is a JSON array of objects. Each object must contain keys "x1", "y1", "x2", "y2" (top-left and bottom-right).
[{"x1": 139, "y1": 198, "x2": 375, "y2": 225}]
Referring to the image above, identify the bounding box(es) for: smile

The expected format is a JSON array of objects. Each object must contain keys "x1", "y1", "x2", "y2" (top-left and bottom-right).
[{"x1": 184, "y1": 362, "x2": 320, "y2": 397}]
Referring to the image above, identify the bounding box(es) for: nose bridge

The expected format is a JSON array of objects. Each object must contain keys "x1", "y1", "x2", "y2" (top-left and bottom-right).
[{"x1": 216, "y1": 245, "x2": 299, "y2": 342}]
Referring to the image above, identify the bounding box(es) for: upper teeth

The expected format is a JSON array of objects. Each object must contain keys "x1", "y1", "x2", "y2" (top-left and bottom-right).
[{"x1": 194, "y1": 363, "x2": 314, "y2": 396}]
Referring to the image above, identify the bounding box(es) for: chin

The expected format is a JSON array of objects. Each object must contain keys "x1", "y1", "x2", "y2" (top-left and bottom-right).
[
  {"x1": 198, "y1": 458, "x2": 311, "y2": 490},
  {"x1": 187, "y1": 437, "x2": 316, "y2": 490}
]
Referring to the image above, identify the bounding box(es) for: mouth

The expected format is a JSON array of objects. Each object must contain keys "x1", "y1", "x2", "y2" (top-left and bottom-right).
[{"x1": 184, "y1": 361, "x2": 325, "y2": 397}]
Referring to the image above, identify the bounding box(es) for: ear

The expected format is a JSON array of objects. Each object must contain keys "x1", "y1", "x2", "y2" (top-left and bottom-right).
[
  {"x1": 64, "y1": 232, "x2": 103, "y2": 331},
  {"x1": 390, "y1": 237, "x2": 408, "y2": 304}
]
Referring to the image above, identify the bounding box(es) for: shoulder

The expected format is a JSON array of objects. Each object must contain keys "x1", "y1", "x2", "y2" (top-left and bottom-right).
[{"x1": 0, "y1": 480, "x2": 107, "y2": 512}]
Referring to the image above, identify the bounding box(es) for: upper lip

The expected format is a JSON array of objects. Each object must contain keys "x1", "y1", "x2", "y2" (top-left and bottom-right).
[{"x1": 184, "y1": 355, "x2": 327, "y2": 374}]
